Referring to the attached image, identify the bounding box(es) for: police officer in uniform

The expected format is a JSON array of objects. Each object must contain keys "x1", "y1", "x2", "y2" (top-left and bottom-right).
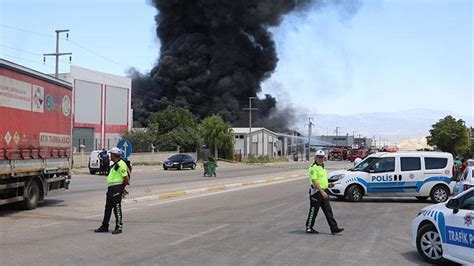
[
  {"x1": 305, "y1": 150, "x2": 344, "y2": 234},
  {"x1": 95, "y1": 147, "x2": 129, "y2": 235}
]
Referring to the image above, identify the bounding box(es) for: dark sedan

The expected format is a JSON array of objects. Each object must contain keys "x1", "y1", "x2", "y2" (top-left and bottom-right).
[{"x1": 163, "y1": 154, "x2": 197, "y2": 170}]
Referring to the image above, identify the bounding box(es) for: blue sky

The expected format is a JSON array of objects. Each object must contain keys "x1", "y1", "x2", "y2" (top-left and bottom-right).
[{"x1": 1, "y1": 0, "x2": 472, "y2": 118}]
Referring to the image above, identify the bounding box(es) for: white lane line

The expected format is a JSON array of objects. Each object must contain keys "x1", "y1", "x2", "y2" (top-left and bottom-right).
[
  {"x1": 260, "y1": 202, "x2": 288, "y2": 213},
  {"x1": 32, "y1": 222, "x2": 62, "y2": 228},
  {"x1": 169, "y1": 224, "x2": 230, "y2": 246},
  {"x1": 148, "y1": 177, "x2": 305, "y2": 207},
  {"x1": 123, "y1": 207, "x2": 137, "y2": 212}
]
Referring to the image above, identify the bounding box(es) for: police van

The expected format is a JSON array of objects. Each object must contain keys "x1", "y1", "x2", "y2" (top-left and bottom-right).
[
  {"x1": 327, "y1": 152, "x2": 454, "y2": 203},
  {"x1": 411, "y1": 187, "x2": 474, "y2": 264}
]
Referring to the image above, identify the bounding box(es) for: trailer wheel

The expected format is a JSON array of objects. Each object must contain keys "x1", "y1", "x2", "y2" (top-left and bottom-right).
[{"x1": 20, "y1": 179, "x2": 40, "y2": 210}]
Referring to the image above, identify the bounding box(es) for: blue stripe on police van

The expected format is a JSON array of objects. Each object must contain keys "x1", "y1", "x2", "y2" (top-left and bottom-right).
[
  {"x1": 353, "y1": 176, "x2": 451, "y2": 193},
  {"x1": 438, "y1": 212, "x2": 446, "y2": 243}
]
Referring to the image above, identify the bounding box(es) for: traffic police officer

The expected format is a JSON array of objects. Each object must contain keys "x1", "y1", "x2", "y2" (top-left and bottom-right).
[
  {"x1": 95, "y1": 147, "x2": 129, "y2": 234},
  {"x1": 305, "y1": 150, "x2": 344, "y2": 234}
]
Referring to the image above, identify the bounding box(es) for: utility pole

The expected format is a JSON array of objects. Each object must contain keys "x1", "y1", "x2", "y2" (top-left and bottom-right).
[
  {"x1": 243, "y1": 97, "x2": 257, "y2": 157},
  {"x1": 43, "y1": 29, "x2": 72, "y2": 78},
  {"x1": 307, "y1": 117, "x2": 313, "y2": 160},
  {"x1": 335, "y1": 127, "x2": 340, "y2": 137},
  {"x1": 352, "y1": 131, "x2": 356, "y2": 146}
]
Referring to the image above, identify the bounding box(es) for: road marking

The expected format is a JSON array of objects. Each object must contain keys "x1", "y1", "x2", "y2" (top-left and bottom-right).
[
  {"x1": 260, "y1": 202, "x2": 288, "y2": 213},
  {"x1": 123, "y1": 207, "x2": 137, "y2": 212},
  {"x1": 159, "y1": 191, "x2": 186, "y2": 200},
  {"x1": 169, "y1": 224, "x2": 229, "y2": 246},
  {"x1": 147, "y1": 177, "x2": 305, "y2": 207},
  {"x1": 32, "y1": 222, "x2": 62, "y2": 228}
]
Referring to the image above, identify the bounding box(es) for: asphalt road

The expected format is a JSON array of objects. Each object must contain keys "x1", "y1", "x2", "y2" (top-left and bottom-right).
[{"x1": 0, "y1": 161, "x2": 442, "y2": 265}]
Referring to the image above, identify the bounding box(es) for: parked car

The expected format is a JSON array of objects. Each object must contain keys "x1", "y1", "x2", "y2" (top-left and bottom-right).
[
  {"x1": 454, "y1": 166, "x2": 474, "y2": 196},
  {"x1": 163, "y1": 154, "x2": 197, "y2": 170},
  {"x1": 411, "y1": 187, "x2": 474, "y2": 265}
]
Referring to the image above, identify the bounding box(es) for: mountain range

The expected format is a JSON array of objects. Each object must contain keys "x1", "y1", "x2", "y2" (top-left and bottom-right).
[{"x1": 295, "y1": 109, "x2": 474, "y2": 142}]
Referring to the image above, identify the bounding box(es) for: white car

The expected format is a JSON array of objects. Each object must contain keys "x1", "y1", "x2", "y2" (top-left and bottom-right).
[
  {"x1": 411, "y1": 188, "x2": 474, "y2": 265},
  {"x1": 328, "y1": 152, "x2": 455, "y2": 203},
  {"x1": 458, "y1": 166, "x2": 474, "y2": 194}
]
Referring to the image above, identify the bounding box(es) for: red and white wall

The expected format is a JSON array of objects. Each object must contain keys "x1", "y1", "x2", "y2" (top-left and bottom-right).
[{"x1": 60, "y1": 66, "x2": 132, "y2": 152}]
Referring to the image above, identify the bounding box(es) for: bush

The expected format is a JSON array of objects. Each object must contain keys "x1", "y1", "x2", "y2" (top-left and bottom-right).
[{"x1": 242, "y1": 156, "x2": 288, "y2": 164}]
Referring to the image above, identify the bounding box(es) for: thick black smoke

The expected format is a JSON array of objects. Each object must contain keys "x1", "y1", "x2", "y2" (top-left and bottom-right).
[{"x1": 132, "y1": 0, "x2": 359, "y2": 130}]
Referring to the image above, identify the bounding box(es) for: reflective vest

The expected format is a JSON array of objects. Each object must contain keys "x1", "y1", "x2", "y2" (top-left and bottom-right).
[
  {"x1": 107, "y1": 160, "x2": 128, "y2": 186},
  {"x1": 308, "y1": 163, "x2": 329, "y2": 190}
]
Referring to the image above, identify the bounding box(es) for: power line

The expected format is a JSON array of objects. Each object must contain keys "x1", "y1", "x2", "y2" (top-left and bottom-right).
[
  {"x1": 1, "y1": 24, "x2": 125, "y2": 67},
  {"x1": 0, "y1": 24, "x2": 55, "y2": 38},
  {"x1": 2, "y1": 54, "x2": 54, "y2": 69},
  {"x1": 1, "y1": 44, "x2": 72, "y2": 65}
]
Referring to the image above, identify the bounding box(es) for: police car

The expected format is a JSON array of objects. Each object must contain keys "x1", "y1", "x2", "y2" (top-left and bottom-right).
[
  {"x1": 327, "y1": 152, "x2": 454, "y2": 203},
  {"x1": 411, "y1": 187, "x2": 474, "y2": 264},
  {"x1": 454, "y1": 166, "x2": 474, "y2": 196}
]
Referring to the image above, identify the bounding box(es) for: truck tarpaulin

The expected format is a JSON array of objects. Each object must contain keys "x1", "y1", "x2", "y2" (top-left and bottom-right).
[{"x1": 0, "y1": 59, "x2": 73, "y2": 160}]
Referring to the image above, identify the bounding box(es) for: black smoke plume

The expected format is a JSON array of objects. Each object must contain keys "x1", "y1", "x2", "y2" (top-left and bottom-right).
[{"x1": 131, "y1": 0, "x2": 359, "y2": 131}]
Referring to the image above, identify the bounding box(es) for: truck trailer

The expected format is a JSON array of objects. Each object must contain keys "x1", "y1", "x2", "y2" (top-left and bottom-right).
[{"x1": 0, "y1": 59, "x2": 72, "y2": 209}]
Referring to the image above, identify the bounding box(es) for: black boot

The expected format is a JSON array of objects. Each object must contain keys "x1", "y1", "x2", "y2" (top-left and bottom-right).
[
  {"x1": 94, "y1": 226, "x2": 109, "y2": 233},
  {"x1": 306, "y1": 227, "x2": 319, "y2": 234},
  {"x1": 331, "y1": 228, "x2": 344, "y2": 235},
  {"x1": 112, "y1": 228, "x2": 122, "y2": 235}
]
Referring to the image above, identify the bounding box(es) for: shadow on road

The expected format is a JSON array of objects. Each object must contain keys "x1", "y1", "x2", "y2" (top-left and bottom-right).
[
  {"x1": 400, "y1": 251, "x2": 460, "y2": 266},
  {"x1": 288, "y1": 229, "x2": 342, "y2": 236},
  {"x1": 331, "y1": 197, "x2": 432, "y2": 204},
  {"x1": 0, "y1": 199, "x2": 65, "y2": 217}
]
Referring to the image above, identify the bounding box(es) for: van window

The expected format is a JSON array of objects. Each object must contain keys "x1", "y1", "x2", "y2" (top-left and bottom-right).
[
  {"x1": 370, "y1": 157, "x2": 395, "y2": 173},
  {"x1": 425, "y1": 157, "x2": 448, "y2": 170},
  {"x1": 461, "y1": 170, "x2": 469, "y2": 181},
  {"x1": 401, "y1": 157, "x2": 421, "y2": 171}
]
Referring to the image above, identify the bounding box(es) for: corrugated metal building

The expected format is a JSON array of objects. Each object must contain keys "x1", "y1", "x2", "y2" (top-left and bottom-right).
[
  {"x1": 59, "y1": 66, "x2": 132, "y2": 152},
  {"x1": 232, "y1": 127, "x2": 281, "y2": 157}
]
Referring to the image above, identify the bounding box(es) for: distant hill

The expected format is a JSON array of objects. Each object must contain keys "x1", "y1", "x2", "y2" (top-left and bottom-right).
[{"x1": 295, "y1": 109, "x2": 474, "y2": 141}]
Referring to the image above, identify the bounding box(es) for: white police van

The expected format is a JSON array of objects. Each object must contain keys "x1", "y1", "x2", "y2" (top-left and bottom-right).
[
  {"x1": 328, "y1": 152, "x2": 454, "y2": 203},
  {"x1": 411, "y1": 188, "x2": 474, "y2": 264}
]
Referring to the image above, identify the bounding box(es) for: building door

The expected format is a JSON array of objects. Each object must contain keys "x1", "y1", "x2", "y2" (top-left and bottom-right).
[{"x1": 73, "y1": 127, "x2": 94, "y2": 152}]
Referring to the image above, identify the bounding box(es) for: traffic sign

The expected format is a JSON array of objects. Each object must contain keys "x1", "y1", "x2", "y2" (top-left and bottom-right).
[{"x1": 117, "y1": 139, "x2": 132, "y2": 158}]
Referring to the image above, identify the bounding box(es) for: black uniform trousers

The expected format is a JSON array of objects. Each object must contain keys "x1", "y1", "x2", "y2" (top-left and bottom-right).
[
  {"x1": 101, "y1": 184, "x2": 124, "y2": 230},
  {"x1": 305, "y1": 189, "x2": 338, "y2": 230}
]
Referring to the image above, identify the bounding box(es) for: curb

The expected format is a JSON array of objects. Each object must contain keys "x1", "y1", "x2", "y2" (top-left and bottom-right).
[{"x1": 124, "y1": 173, "x2": 307, "y2": 204}]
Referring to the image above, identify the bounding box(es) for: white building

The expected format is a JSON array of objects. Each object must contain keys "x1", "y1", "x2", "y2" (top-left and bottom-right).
[
  {"x1": 59, "y1": 66, "x2": 132, "y2": 152},
  {"x1": 231, "y1": 127, "x2": 281, "y2": 157}
]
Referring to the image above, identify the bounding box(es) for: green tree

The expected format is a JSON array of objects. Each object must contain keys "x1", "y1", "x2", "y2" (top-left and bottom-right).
[
  {"x1": 427, "y1": 115, "x2": 469, "y2": 156},
  {"x1": 199, "y1": 115, "x2": 235, "y2": 159},
  {"x1": 120, "y1": 129, "x2": 154, "y2": 152},
  {"x1": 149, "y1": 106, "x2": 201, "y2": 151}
]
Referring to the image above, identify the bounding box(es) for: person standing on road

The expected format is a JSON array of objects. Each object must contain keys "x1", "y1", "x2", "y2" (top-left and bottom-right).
[
  {"x1": 95, "y1": 147, "x2": 129, "y2": 235},
  {"x1": 98, "y1": 148, "x2": 110, "y2": 175},
  {"x1": 305, "y1": 150, "x2": 344, "y2": 234}
]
